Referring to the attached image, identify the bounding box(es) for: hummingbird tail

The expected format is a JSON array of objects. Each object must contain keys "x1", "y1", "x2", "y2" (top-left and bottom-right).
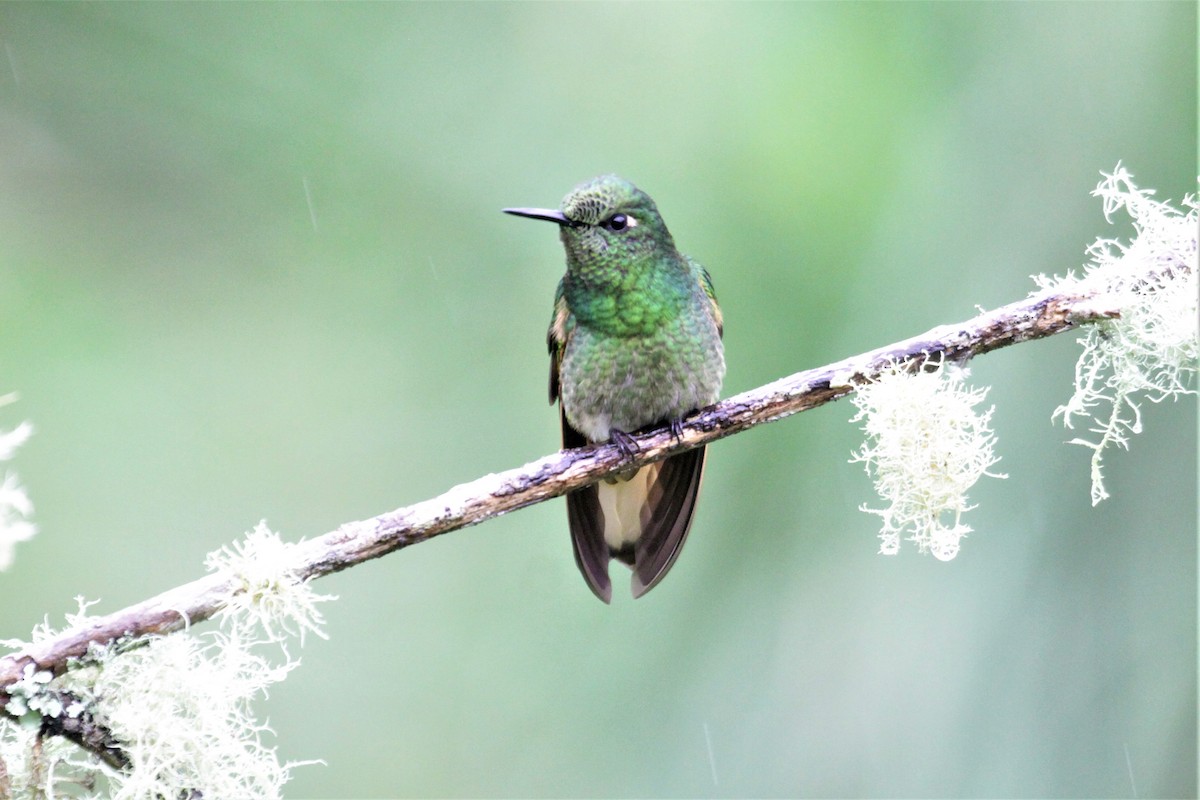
[{"x1": 566, "y1": 445, "x2": 707, "y2": 602}]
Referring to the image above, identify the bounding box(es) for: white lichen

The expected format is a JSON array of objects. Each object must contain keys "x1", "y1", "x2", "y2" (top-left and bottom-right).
[
  {"x1": 89, "y1": 628, "x2": 311, "y2": 800},
  {"x1": 2, "y1": 663, "x2": 55, "y2": 719},
  {"x1": 0, "y1": 524, "x2": 332, "y2": 799},
  {"x1": 0, "y1": 392, "x2": 35, "y2": 571},
  {"x1": 205, "y1": 520, "x2": 334, "y2": 645},
  {"x1": 1036, "y1": 165, "x2": 1198, "y2": 504},
  {"x1": 850, "y1": 358, "x2": 1006, "y2": 560}
]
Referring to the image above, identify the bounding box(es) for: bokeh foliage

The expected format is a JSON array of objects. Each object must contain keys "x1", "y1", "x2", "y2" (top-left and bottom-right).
[{"x1": 1, "y1": 3, "x2": 1195, "y2": 797}]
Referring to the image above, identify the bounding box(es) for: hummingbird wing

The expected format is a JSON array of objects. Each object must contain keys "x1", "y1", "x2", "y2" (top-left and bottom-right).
[
  {"x1": 547, "y1": 278, "x2": 569, "y2": 405},
  {"x1": 692, "y1": 257, "x2": 724, "y2": 337},
  {"x1": 548, "y1": 280, "x2": 613, "y2": 603}
]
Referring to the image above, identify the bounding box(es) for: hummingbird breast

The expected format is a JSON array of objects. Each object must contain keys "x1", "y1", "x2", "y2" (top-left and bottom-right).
[{"x1": 559, "y1": 292, "x2": 725, "y2": 442}]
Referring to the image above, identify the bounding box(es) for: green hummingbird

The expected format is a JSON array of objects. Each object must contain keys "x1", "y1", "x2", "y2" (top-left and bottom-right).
[{"x1": 505, "y1": 175, "x2": 725, "y2": 603}]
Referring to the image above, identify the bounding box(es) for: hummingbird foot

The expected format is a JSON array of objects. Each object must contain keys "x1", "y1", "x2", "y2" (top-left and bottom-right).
[
  {"x1": 668, "y1": 417, "x2": 685, "y2": 443},
  {"x1": 609, "y1": 428, "x2": 640, "y2": 458}
]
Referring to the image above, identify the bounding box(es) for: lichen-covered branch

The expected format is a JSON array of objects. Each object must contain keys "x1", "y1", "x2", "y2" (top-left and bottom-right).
[{"x1": 0, "y1": 284, "x2": 1118, "y2": 697}]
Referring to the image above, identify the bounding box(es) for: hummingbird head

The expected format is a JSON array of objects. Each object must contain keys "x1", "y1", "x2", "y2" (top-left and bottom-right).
[{"x1": 504, "y1": 175, "x2": 677, "y2": 277}]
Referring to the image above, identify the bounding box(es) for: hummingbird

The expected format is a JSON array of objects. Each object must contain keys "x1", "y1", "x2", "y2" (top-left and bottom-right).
[{"x1": 504, "y1": 175, "x2": 725, "y2": 603}]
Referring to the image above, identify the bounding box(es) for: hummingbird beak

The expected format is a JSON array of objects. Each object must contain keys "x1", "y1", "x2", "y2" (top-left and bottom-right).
[{"x1": 503, "y1": 207, "x2": 582, "y2": 228}]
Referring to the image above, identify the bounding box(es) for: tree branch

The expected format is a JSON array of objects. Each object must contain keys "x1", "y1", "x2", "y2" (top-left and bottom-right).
[
  {"x1": 0, "y1": 285, "x2": 1117, "y2": 694},
  {"x1": 38, "y1": 690, "x2": 130, "y2": 771}
]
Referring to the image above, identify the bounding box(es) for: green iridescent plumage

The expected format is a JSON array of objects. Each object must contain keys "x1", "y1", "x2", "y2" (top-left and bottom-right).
[{"x1": 506, "y1": 175, "x2": 725, "y2": 603}]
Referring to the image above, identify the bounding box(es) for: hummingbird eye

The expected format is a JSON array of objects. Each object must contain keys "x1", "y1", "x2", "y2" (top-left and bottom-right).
[{"x1": 602, "y1": 213, "x2": 635, "y2": 232}]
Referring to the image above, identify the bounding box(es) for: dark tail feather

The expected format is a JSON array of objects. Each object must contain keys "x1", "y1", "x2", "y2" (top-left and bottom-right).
[
  {"x1": 562, "y1": 410, "x2": 613, "y2": 603},
  {"x1": 631, "y1": 445, "x2": 707, "y2": 598},
  {"x1": 567, "y1": 485, "x2": 612, "y2": 603}
]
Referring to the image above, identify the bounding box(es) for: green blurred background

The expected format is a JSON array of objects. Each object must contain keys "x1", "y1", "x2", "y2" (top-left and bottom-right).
[{"x1": 1, "y1": 3, "x2": 1195, "y2": 798}]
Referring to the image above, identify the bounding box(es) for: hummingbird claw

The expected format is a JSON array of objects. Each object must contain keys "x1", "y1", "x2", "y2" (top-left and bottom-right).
[
  {"x1": 609, "y1": 429, "x2": 640, "y2": 458},
  {"x1": 669, "y1": 418, "x2": 685, "y2": 442}
]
